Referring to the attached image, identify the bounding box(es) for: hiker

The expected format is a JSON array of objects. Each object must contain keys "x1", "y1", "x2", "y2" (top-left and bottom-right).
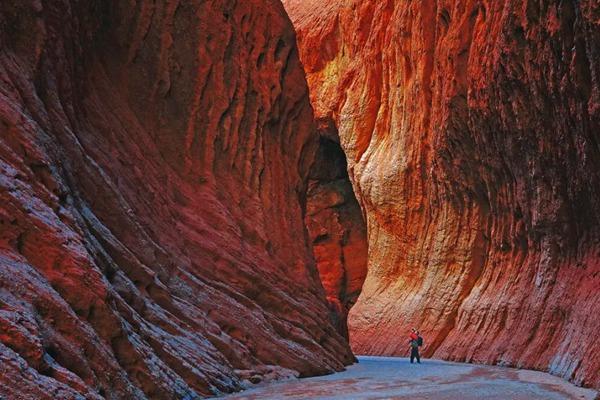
[{"x1": 409, "y1": 328, "x2": 423, "y2": 364}]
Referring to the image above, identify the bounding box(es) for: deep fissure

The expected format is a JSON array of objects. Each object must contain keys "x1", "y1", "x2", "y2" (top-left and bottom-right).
[{"x1": 305, "y1": 133, "x2": 368, "y2": 341}]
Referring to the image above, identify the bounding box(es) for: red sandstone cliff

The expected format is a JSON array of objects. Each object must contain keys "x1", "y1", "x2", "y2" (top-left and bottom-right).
[
  {"x1": 285, "y1": 0, "x2": 600, "y2": 389},
  {"x1": 0, "y1": 0, "x2": 354, "y2": 398}
]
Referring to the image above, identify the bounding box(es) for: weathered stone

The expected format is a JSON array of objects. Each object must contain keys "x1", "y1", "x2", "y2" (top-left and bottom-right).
[{"x1": 0, "y1": 0, "x2": 354, "y2": 398}]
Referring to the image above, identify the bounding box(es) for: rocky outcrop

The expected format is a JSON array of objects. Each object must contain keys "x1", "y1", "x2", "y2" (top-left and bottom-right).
[
  {"x1": 305, "y1": 129, "x2": 368, "y2": 340},
  {"x1": 0, "y1": 0, "x2": 354, "y2": 398},
  {"x1": 284, "y1": 0, "x2": 600, "y2": 389}
]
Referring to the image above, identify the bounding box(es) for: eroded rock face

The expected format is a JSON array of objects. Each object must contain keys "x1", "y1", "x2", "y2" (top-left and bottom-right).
[
  {"x1": 284, "y1": 0, "x2": 600, "y2": 388},
  {"x1": 305, "y1": 129, "x2": 368, "y2": 340},
  {"x1": 0, "y1": 0, "x2": 354, "y2": 398}
]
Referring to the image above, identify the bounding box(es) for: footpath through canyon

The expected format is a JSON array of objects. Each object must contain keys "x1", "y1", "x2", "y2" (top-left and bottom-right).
[
  {"x1": 0, "y1": 0, "x2": 599, "y2": 399},
  {"x1": 221, "y1": 356, "x2": 598, "y2": 400}
]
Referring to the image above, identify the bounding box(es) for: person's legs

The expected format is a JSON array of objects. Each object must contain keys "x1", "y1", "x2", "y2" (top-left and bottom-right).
[
  {"x1": 410, "y1": 348, "x2": 416, "y2": 363},
  {"x1": 416, "y1": 349, "x2": 421, "y2": 364}
]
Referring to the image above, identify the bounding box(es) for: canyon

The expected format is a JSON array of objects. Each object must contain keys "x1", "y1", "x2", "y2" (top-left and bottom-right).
[{"x1": 0, "y1": 0, "x2": 599, "y2": 399}]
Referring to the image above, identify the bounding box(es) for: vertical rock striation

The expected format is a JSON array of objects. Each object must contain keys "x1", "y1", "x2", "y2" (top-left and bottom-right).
[
  {"x1": 0, "y1": 0, "x2": 354, "y2": 398},
  {"x1": 284, "y1": 0, "x2": 600, "y2": 389}
]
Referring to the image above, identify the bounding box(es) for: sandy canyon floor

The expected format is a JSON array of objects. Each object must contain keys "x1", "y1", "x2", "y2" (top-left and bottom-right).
[{"x1": 220, "y1": 356, "x2": 598, "y2": 400}]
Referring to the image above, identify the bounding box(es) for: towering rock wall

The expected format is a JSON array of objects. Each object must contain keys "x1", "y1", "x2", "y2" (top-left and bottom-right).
[
  {"x1": 0, "y1": 0, "x2": 354, "y2": 398},
  {"x1": 284, "y1": 0, "x2": 600, "y2": 388}
]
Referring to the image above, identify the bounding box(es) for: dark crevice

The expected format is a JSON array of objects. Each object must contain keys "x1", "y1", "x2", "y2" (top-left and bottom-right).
[{"x1": 304, "y1": 127, "x2": 368, "y2": 340}]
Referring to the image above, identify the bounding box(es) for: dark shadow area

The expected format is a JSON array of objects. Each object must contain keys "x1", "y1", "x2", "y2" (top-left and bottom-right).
[{"x1": 304, "y1": 130, "x2": 368, "y2": 339}]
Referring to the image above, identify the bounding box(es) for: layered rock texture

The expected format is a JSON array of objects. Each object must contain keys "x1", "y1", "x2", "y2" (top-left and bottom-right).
[
  {"x1": 284, "y1": 0, "x2": 600, "y2": 389},
  {"x1": 0, "y1": 0, "x2": 354, "y2": 398},
  {"x1": 305, "y1": 131, "x2": 368, "y2": 340}
]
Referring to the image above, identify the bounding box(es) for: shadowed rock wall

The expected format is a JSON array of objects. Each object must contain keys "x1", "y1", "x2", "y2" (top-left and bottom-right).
[
  {"x1": 0, "y1": 0, "x2": 354, "y2": 398},
  {"x1": 284, "y1": 0, "x2": 600, "y2": 389},
  {"x1": 305, "y1": 129, "x2": 368, "y2": 340}
]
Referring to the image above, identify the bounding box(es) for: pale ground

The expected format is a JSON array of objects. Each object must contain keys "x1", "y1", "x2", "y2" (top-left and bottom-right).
[{"x1": 219, "y1": 356, "x2": 598, "y2": 400}]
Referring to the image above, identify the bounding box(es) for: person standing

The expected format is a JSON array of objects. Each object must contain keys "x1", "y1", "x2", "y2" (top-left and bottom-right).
[{"x1": 409, "y1": 328, "x2": 421, "y2": 364}]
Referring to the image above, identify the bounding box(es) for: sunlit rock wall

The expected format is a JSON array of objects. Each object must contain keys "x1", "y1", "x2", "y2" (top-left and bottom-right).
[{"x1": 284, "y1": 0, "x2": 600, "y2": 388}]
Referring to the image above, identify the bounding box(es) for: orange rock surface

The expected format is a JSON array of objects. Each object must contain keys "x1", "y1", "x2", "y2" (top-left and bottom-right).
[
  {"x1": 284, "y1": 0, "x2": 600, "y2": 389},
  {"x1": 0, "y1": 0, "x2": 354, "y2": 398}
]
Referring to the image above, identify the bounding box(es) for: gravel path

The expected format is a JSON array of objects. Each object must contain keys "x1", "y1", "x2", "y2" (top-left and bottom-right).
[{"x1": 219, "y1": 356, "x2": 598, "y2": 400}]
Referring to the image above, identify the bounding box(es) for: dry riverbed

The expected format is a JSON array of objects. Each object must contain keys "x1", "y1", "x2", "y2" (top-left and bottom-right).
[{"x1": 220, "y1": 356, "x2": 598, "y2": 400}]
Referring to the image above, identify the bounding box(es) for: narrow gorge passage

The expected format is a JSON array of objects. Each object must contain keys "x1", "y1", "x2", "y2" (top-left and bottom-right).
[
  {"x1": 305, "y1": 131, "x2": 368, "y2": 340},
  {"x1": 1, "y1": 0, "x2": 600, "y2": 399}
]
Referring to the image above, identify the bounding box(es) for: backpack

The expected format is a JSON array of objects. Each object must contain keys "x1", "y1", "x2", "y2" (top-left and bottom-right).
[{"x1": 417, "y1": 336, "x2": 423, "y2": 346}]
